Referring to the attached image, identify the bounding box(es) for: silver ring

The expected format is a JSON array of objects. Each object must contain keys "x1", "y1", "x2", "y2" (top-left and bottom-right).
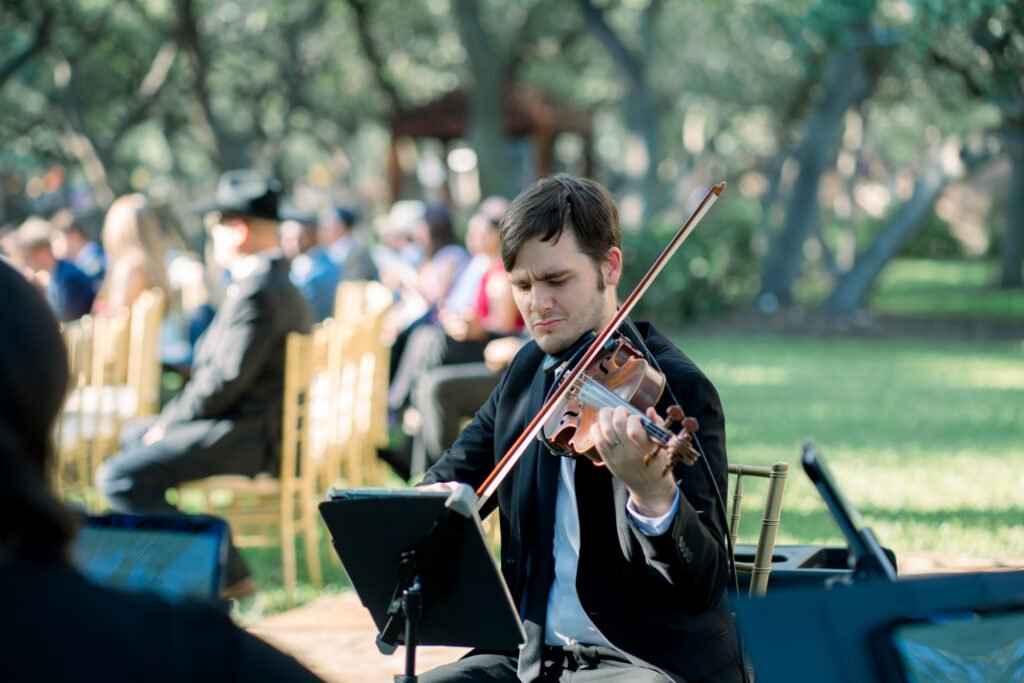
[{"x1": 609, "y1": 439, "x2": 620, "y2": 448}]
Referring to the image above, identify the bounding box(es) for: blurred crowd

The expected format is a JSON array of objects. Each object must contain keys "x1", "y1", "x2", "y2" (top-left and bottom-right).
[{"x1": 1, "y1": 171, "x2": 529, "y2": 484}]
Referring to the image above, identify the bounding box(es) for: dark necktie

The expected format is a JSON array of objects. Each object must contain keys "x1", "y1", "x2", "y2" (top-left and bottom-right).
[{"x1": 517, "y1": 370, "x2": 561, "y2": 682}]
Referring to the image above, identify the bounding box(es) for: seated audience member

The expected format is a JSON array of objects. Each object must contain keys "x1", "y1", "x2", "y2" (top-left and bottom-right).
[
  {"x1": 50, "y1": 208, "x2": 105, "y2": 291},
  {"x1": 96, "y1": 171, "x2": 312, "y2": 598},
  {"x1": 411, "y1": 204, "x2": 467, "y2": 307},
  {"x1": 94, "y1": 194, "x2": 172, "y2": 313},
  {"x1": 374, "y1": 201, "x2": 430, "y2": 349},
  {"x1": 281, "y1": 218, "x2": 340, "y2": 322},
  {"x1": 14, "y1": 216, "x2": 95, "y2": 321},
  {"x1": 437, "y1": 196, "x2": 509, "y2": 319},
  {"x1": 385, "y1": 200, "x2": 499, "y2": 385},
  {"x1": 318, "y1": 204, "x2": 378, "y2": 282},
  {"x1": 387, "y1": 202, "x2": 521, "y2": 418},
  {"x1": 406, "y1": 335, "x2": 526, "y2": 476},
  {"x1": 0, "y1": 256, "x2": 324, "y2": 683}
]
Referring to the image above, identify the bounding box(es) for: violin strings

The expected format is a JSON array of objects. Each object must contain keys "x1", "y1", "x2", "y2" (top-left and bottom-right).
[{"x1": 576, "y1": 377, "x2": 672, "y2": 443}]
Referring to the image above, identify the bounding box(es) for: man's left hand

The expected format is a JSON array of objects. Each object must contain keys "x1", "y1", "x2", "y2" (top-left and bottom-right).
[{"x1": 590, "y1": 406, "x2": 678, "y2": 517}]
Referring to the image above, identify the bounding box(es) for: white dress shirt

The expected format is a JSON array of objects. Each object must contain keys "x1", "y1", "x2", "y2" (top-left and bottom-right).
[{"x1": 543, "y1": 456, "x2": 680, "y2": 647}]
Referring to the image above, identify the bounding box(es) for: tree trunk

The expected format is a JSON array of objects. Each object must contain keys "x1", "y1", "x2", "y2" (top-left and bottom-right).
[
  {"x1": 822, "y1": 144, "x2": 992, "y2": 312},
  {"x1": 821, "y1": 165, "x2": 947, "y2": 312},
  {"x1": 759, "y1": 49, "x2": 872, "y2": 304},
  {"x1": 451, "y1": 0, "x2": 518, "y2": 200},
  {"x1": 1000, "y1": 133, "x2": 1024, "y2": 288},
  {"x1": 576, "y1": 0, "x2": 660, "y2": 226}
]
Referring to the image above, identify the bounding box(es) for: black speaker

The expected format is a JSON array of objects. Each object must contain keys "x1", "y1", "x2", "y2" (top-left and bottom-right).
[{"x1": 734, "y1": 569, "x2": 1024, "y2": 683}]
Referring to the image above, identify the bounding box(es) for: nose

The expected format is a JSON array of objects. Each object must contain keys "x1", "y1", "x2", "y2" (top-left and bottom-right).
[{"x1": 530, "y1": 283, "x2": 555, "y2": 316}]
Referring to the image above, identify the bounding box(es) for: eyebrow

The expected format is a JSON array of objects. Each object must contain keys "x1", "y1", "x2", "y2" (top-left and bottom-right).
[{"x1": 509, "y1": 268, "x2": 573, "y2": 286}]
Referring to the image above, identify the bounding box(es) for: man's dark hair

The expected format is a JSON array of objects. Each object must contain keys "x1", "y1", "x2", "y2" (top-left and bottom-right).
[
  {"x1": 0, "y1": 257, "x2": 76, "y2": 563},
  {"x1": 499, "y1": 174, "x2": 621, "y2": 271}
]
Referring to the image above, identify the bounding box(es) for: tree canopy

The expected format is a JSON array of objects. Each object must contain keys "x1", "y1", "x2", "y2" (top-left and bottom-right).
[{"x1": 3, "y1": 0, "x2": 1021, "y2": 312}]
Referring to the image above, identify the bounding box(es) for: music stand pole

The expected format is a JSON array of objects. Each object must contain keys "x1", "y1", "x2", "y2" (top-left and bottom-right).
[{"x1": 396, "y1": 576, "x2": 423, "y2": 683}]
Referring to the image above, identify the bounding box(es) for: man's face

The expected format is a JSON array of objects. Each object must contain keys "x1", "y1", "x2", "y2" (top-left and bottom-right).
[
  {"x1": 317, "y1": 210, "x2": 346, "y2": 246},
  {"x1": 280, "y1": 220, "x2": 310, "y2": 259},
  {"x1": 508, "y1": 227, "x2": 620, "y2": 355},
  {"x1": 209, "y1": 214, "x2": 246, "y2": 269}
]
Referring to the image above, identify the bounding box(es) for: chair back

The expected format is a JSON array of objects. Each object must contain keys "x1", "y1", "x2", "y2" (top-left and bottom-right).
[
  {"x1": 53, "y1": 290, "x2": 165, "y2": 507},
  {"x1": 728, "y1": 461, "x2": 789, "y2": 597},
  {"x1": 323, "y1": 280, "x2": 392, "y2": 489},
  {"x1": 127, "y1": 288, "x2": 165, "y2": 416},
  {"x1": 176, "y1": 327, "x2": 324, "y2": 599}
]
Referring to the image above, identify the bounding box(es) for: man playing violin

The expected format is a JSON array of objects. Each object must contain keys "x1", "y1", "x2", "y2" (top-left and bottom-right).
[{"x1": 419, "y1": 175, "x2": 742, "y2": 682}]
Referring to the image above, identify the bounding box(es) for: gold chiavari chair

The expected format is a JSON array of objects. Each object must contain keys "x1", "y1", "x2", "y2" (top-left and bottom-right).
[
  {"x1": 177, "y1": 329, "x2": 324, "y2": 601},
  {"x1": 728, "y1": 461, "x2": 789, "y2": 597}
]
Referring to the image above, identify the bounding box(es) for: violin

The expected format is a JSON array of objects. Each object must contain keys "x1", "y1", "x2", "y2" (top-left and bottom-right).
[
  {"x1": 541, "y1": 335, "x2": 701, "y2": 474},
  {"x1": 475, "y1": 182, "x2": 726, "y2": 510}
]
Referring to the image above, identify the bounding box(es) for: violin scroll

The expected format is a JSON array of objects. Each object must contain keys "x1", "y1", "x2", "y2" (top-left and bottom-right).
[{"x1": 643, "y1": 406, "x2": 702, "y2": 475}]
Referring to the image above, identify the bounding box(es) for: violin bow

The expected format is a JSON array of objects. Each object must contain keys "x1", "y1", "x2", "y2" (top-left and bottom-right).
[{"x1": 475, "y1": 182, "x2": 726, "y2": 511}]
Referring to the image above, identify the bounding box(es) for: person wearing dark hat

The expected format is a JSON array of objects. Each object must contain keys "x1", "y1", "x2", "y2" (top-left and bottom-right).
[
  {"x1": 317, "y1": 204, "x2": 378, "y2": 284},
  {"x1": 96, "y1": 170, "x2": 313, "y2": 599}
]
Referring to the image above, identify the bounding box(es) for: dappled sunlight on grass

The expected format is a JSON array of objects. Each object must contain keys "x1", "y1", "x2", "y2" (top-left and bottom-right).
[
  {"x1": 705, "y1": 365, "x2": 791, "y2": 386},
  {"x1": 679, "y1": 333, "x2": 1024, "y2": 560}
]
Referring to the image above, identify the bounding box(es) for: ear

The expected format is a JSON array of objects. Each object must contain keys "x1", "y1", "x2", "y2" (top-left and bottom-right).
[
  {"x1": 603, "y1": 247, "x2": 622, "y2": 287},
  {"x1": 233, "y1": 219, "x2": 253, "y2": 249}
]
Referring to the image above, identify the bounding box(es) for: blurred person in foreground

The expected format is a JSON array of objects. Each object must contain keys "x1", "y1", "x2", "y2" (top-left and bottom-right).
[
  {"x1": 417, "y1": 175, "x2": 742, "y2": 682},
  {"x1": 0, "y1": 256, "x2": 324, "y2": 683},
  {"x1": 96, "y1": 171, "x2": 312, "y2": 598},
  {"x1": 13, "y1": 216, "x2": 95, "y2": 321}
]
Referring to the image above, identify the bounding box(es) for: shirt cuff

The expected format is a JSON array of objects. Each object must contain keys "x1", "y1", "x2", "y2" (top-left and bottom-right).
[{"x1": 626, "y1": 488, "x2": 680, "y2": 536}]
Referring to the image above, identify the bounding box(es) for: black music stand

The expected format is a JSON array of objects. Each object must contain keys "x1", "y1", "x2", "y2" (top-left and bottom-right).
[
  {"x1": 801, "y1": 439, "x2": 898, "y2": 582},
  {"x1": 319, "y1": 485, "x2": 525, "y2": 682}
]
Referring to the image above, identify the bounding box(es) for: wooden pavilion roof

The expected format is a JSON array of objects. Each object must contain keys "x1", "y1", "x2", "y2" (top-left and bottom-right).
[{"x1": 390, "y1": 82, "x2": 593, "y2": 141}]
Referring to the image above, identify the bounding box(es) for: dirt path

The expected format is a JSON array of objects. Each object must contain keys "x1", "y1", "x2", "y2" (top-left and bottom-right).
[{"x1": 249, "y1": 552, "x2": 1024, "y2": 682}]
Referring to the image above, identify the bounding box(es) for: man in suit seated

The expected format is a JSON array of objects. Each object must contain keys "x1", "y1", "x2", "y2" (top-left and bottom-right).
[
  {"x1": 97, "y1": 171, "x2": 312, "y2": 598},
  {"x1": 417, "y1": 175, "x2": 743, "y2": 682}
]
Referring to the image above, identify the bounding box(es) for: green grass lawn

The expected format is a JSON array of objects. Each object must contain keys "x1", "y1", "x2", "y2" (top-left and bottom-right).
[{"x1": 674, "y1": 333, "x2": 1024, "y2": 561}]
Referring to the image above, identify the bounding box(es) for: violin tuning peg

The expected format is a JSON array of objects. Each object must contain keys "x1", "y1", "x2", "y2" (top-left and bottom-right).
[{"x1": 663, "y1": 405, "x2": 684, "y2": 429}]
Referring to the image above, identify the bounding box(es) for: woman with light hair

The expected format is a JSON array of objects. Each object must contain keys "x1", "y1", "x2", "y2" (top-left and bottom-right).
[{"x1": 95, "y1": 194, "x2": 172, "y2": 313}]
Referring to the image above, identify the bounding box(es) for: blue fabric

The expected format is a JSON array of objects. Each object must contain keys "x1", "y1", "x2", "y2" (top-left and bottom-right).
[
  {"x1": 73, "y1": 241, "x2": 106, "y2": 292},
  {"x1": 48, "y1": 259, "x2": 95, "y2": 321},
  {"x1": 289, "y1": 246, "x2": 340, "y2": 322}
]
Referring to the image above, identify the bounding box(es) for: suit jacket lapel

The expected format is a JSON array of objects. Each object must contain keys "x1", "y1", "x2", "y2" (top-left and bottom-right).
[{"x1": 509, "y1": 361, "x2": 559, "y2": 597}]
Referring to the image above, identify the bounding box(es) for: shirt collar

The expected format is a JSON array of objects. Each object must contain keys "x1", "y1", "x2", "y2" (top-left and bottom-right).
[{"x1": 230, "y1": 247, "x2": 282, "y2": 281}]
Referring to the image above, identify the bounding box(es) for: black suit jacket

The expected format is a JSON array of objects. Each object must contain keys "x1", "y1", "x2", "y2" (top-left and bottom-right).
[
  {"x1": 158, "y1": 255, "x2": 311, "y2": 472},
  {"x1": 422, "y1": 321, "x2": 742, "y2": 682}
]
